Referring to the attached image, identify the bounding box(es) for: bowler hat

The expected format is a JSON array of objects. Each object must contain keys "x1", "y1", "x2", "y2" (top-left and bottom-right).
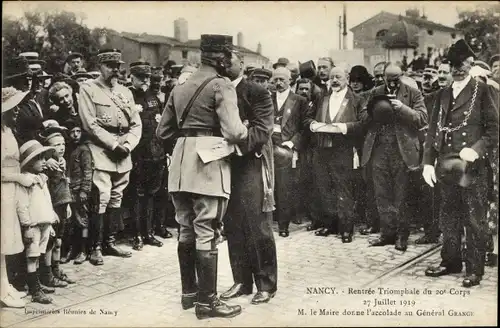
[
  {"x1": 299, "y1": 60, "x2": 317, "y2": 79},
  {"x1": 273, "y1": 57, "x2": 289, "y2": 69},
  {"x1": 251, "y1": 68, "x2": 272, "y2": 80},
  {"x1": 4, "y1": 56, "x2": 33, "y2": 81},
  {"x1": 367, "y1": 94, "x2": 394, "y2": 124},
  {"x1": 200, "y1": 34, "x2": 233, "y2": 53},
  {"x1": 97, "y1": 49, "x2": 125, "y2": 64},
  {"x1": 130, "y1": 61, "x2": 152, "y2": 76},
  {"x1": 2, "y1": 87, "x2": 29, "y2": 113},
  {"x1": 435, "y1": 153, "x2": 473, "y2": 187},
  {"x1": 447, "y1": 39, "x2": 475, "y2": 67},
  {"x1": 19, "y1": 140, "x2": 55, "y2": 170},
  {"x1": 273, "y1": 145, "x2": 293, "y2": 169}
]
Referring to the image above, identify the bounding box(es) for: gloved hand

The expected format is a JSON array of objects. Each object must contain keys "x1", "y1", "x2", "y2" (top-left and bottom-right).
[
  {"x1": 422, "y1": 164, "x2": 437, "y2": 188},
  {"x1": 23, "y1": 226, "x2": 35, "y2": 244},
  {"x1": 112, "y1": 144, "x2": 130, "y2": 160},
  {"x1": 459, "y1": 147, "x2": 479, "y2": 162},
  {"x1": 281, "y1": 141, "x2": 294, "y2": 150}
]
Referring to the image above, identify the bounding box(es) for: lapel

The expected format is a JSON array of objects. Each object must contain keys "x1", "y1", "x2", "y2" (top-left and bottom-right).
[
  {"x1": 452, "y1": 78, "x2": 475, "y2": 111},
  {"x1": 320, "y1": 91, "x2": 330, "y2": 122},
  {"x1": 439, "y1": 86, "x2": 453, "y2": 125},
  {"x1": 396, "y1": 83, "x2": 410, "y2": 106},
  {"x1": 28, "y1": 98, "x2": 43, "y2": 119},
  {"x1": 271, "y1": 92, "x2": 278, "y2": 115},
  {"x1": 236, "y1": 79, "x2": 250, "y2": 118},
  {"x1": 332, "y1": 89, "x2": 352, "y2": 122},
  {"x1": 281, "y1": 93, "x2": 297, "y2": 128}
]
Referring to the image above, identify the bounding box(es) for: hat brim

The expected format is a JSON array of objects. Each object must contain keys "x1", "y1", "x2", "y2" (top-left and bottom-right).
[
  {"x1": 101, "y1": 60, "x2": 125, "y2": 65},
  {"x1": 2, "y1": 90, "x2": 29, "y2": 113},
  {"x1": 73, "y1": 73, "x2": 93, "y2": 80},
  {"x1": 20, "y1": 146, "x2": 55, "y2": 170}
]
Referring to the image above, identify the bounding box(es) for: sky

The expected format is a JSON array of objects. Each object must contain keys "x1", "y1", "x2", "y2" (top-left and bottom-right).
[{"x1": 3, "y1": 1, "x2": 493, "y2": 64}]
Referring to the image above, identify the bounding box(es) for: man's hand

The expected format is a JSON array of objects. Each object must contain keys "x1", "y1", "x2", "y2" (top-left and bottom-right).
[
  {"x1": 459, "y1": 147, "x2": 479, "y2": 162},
  {"x1": 66, "y1": 204, "x2": 72, "y2": 219},
  {"x1": 18, "y1": 173, "x2": 42, "y2": 187},
  {"x1": 45, "y1": 158, "x2": 62, "y2": 171},
  {"x1": 422, "y1": 164, "x2": 437, "y2": 188},
  {"x1": 390, "y1": 99, "x2": 404, "y2": 110},
  {"x1": 310, "y1": 121, "x2": 325, "y2": 132},
  {"x1": 79, "y1": 191, "x2": 88, "y2": 203},
  {"x1": 281, "y1": 141, "x2": 294, "y2": 149},
  {"x1": 23, "y1": 227, "x2": 35, "y2": 244},
  {"x1": 114, "y1": 144, "x2": 130, "y2": 159}
]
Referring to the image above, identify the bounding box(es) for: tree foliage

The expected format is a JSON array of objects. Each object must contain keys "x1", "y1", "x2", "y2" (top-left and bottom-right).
[{"x1": 455, "y1": 3, "x2": 500, "y2": 63}]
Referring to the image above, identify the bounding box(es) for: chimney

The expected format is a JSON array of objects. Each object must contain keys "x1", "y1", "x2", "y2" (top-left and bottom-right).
[
  {"x1": 237, "y1": 32, "x2": 244, "y2": 47},
  {"x1": 174, "y1": 18, "x2": 188, "y2": 43},
  {"x1": 257, "y1": 42, "x2": 262, "y2": 55},
  {"x1": 405, "y1": 8, "x2": 420, "y2": 18}
]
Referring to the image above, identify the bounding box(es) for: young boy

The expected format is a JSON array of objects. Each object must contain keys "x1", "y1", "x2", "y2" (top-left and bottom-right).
[{"x1": 17, "y1": 140, "x2": 59, "y2": 304}]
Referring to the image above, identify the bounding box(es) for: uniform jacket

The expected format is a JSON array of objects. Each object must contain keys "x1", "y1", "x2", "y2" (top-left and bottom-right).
[
  {"x1": 68, "y1": 140, "x2": 94, "y2": 196},
  {"x1": 361, "y1": 83, "x2": 428, "y2": 170},
  {"x1": 129, "y1": 87, "x2": 165, "y2": 162},
  {"x1": 15, "y1": 93, "x2": 44, "y2": 145},
  {"x1": 303, "y1": 87, "x2": 368, "y2": 162},
  {"x1": 423, "y1": 78, "x2": 499, "y2": 166},
  {"x1": 271, "y1": 90, "x2": 307, "y2": 150},
  {"x1": 78, "y1": 78, "x2": 142, "y2": 173},
  {"x1": 156, "y1": 66, "x2": 248, "y2": 199}
]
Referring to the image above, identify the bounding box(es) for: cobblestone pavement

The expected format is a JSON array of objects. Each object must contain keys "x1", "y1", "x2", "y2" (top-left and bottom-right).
[{"x1": 1, "y1": 223, "x2": 497, "y2": 327}]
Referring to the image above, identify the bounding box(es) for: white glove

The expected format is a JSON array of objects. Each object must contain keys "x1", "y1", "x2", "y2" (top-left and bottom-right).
[
  {"x1": 459, "y1": 147, "x2": 479, "y2": 162},
  {"x1": 281, "y1": 141, "x2": 294, "y2": 149},
  {"x1": 422, "y1": 164, "x2": 437, "y2": 188},
  {"x1": 310, "y1": 121, "x2": 324, "y2": 132}
]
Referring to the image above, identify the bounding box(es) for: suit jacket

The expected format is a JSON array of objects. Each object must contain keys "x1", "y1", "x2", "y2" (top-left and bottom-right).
[
  {"x1": 423, "y1": 78, "x2": 499, "y2": 166},
  {"x1": 78, "y1": 79, "x2": 142, "y2": 174},
  {"x1": 156, "y1": 66, "x2": 248, "y2": 199},
  {"x1": 271, "y1": 90, "x2": 307, "y2": 150},
  {"x1": 361, "y1": 83, "x2": 428, "y2": 170},
  {"x1": 303, "y1": 87, "x2": 368, "y2": 165},
  {"x1": 15, "y1": 94, "x2": 44, "y2": 145}
]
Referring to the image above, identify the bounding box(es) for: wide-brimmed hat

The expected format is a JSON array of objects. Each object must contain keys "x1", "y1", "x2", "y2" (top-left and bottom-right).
[
  {"x1": 72, "y1": 68, "x2": 93, "y2": 80},
  {"x1": 349, "y1": 65, "x2": 374, "y2": 90},
  {"x1": 436, "y1": 153, "x2": 474, "y2": 187},
  {"x1": 19, "y1": 52, "x2": 40, "y2": 61},
  {"x1": 273, "y1": 145, "x2": 293, "y2": 169},
  {"x1": 87, "y1": 71, "x2": 101, "y2": 79},
  {"x1": 19, "y1": 140, "x2": 55, "y2": 170},
  {"x1": 97, "y1": 49, "x2": 125, "y2": 64},
  {"x1": 2, "y1": 87, "x2": 29, "y2": 113},
  {"x1": 4, "y1": 56, "x2": 33, "y2": 81},
  {"x1": 273, "y1": 57, "x2": 290, "y2": 69},
  {"x1": 299, "y1": 60, "x2": 317, "y2": 79},
  {"x1": 367, "y1": 94, "x2": 394, "y2": 123}
]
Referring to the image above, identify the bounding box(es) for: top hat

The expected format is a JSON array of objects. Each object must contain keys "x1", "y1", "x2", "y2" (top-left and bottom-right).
[
  {"x1": 19, "y1": 140, "x2": 55, "y2": 170},
  {"x1": 273, "y1": 57, "x2": 290, "y2": 69},
  {"x1": 200, "y1": 34, "x2": 233, "y2": 53},
  {"x1": 97, "y1": 49, "x2": 125, "y2": 64},
  {"x1": 273, "y1": 145, "x2": 293, "y2": 169},
  {"x1": 349, "y1": 65, "x2": 375, "y2": 90},
  {"x1": 66, "y1": 51, "x2": 84, "y2": 62},
  {"x1": 130, "y1": 61, "x2": 152, "y2": 76},
  {"x1": 2, "y1": 87, "x2": 29, "y2": 113},
  {"x1": 4, "y1": 56, "x2": 33, "y2": 81},
  {"x1": 367, "y1": 94, "x2": 395, "y2": 124},
  {"x1": 435, "y1": 153, "x2": 474, "y2": 187},
  {"x1": 299, "y1": 60, "x2": 317, "y2": 79},
  {"x1": 72, "y1": 68, "x2": 93, "y2": 80},
  {"x1": 447, "y1": 39, "x2": 475, "y2": 67},
  {"x1": 251, "y1": 68, "x2": 272, "y2": 80}
]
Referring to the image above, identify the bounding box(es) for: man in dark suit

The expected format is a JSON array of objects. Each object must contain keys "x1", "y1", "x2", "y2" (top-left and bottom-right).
[
  {"x1": 361, "y1": 63, "x2": 428, "y2": 251},
  {"x1": 221, "y1": 52, "x2": 278, "y2": 305},
  {"x1": 270, "y1": 67, "x2": 307, "y2": 237},
  {"x1": 303, "y1": 66, "x2": 368, "y2": 241},
  {"x1": 422, "y1": 40, "x2": 498, "y2": 288}
]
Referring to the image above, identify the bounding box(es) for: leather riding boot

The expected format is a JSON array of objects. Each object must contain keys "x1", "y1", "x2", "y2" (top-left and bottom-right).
[
  {"x1": 103, "y1": 234, "x2": 132, "y2": 258},
  {"x1": 133, "y1": 197, "x2": 147, "y2": 251},
  {"x1": 195, "y1": 250, "x2": 242, "y2": 319},
  {"x1": 178, "y1": 243, "x2": 198, "y2": 310}
]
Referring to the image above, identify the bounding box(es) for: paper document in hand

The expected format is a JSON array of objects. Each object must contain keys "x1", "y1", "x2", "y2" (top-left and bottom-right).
[{"x1": 196, "y1": 141, "x2": 238, "y2": 164}]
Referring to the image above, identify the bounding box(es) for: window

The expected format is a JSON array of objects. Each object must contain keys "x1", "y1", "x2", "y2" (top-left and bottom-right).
[
  {"x1": 376, "y1": 29, "x2": 388, "y2": 41},
  {"x1": 182, "y1": 50, "x2": 188, "y2": 59}
]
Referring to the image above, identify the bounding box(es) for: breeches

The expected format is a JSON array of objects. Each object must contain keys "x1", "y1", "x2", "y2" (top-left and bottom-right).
[{"x1": 93, "y1": 170, "x2": 131, "y2": 214}]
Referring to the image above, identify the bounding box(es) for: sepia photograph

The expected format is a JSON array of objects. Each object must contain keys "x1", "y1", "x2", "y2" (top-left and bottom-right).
[{"x1": 1, "y1": 1, "x2": 498, "y2": 326}]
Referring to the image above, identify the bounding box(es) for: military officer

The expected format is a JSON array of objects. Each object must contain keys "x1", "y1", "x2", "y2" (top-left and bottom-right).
[
  {"x1": 423, "y1": 40, "x2": 499, "y2": 288},
  {"x1": 78, "y1": 49, "x2": 142, "y2": 265},
  {"x1": 156, "y1": 34, "x2": 248, "y2": 319}
]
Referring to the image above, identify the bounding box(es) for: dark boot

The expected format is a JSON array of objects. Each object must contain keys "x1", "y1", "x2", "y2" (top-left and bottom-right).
[
  {"x1": 143, "y1": 198, "x2": 163, "y2": 247},
  {"x1": 195, "y1": 250, "x2": 242, "y2": 320},
  {"x1": 178, "y1": 243, "x2": 198, "y2": 310},
  {"x1": 39, "y1": 265, "x2": 67, "y2": 288},
  {"x1": 103, "y1": 234, "x2": 132, "y2": 257},
  {"x1": 144, "y1": 233, "x2": 163, "y2": 247},
  {"x1": 27, "y1": 272, "x2": 52, "y2": 304},
  {"x1": 103, "y1": 208, "x2": 132, "y2": 257},
  {"x1": 156, "y1": 225, "x2": 173, "y2": 239},
  {"x1": 132, "y1": 235, "x2": 144, "y2": 251},
  {"x1": 53, "y1": 264, "x2": 76, "y2": 284},
  {"x1": 90, "y1": 213, "x2": 105, "y2": 265}
]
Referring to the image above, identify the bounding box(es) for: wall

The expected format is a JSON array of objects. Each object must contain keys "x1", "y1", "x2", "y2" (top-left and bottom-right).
[
  {"x1": 107, "y1": 36, "x2": 141, "y2": 69},
  {"x1": 140, "y1": 43, "x2": 159, "y2": 66}
]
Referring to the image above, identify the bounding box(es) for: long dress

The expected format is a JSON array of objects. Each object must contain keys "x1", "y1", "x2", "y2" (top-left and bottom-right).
[{"x1": 1, "y1": 127, "x2": 24, "y2": 255}]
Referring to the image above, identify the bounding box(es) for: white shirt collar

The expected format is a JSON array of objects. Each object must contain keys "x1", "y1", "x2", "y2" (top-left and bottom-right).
[
  {"x1": 276, "y1": 88, "x2": 290, "y2": 99},
  {"x1": 231, "y1": 76, "x2": 243, "y2": 87},
  {"x1": 331, "y1": 86, "x2": 348, "y2": 98},
  {"x1": 452, "y1": 75, "x2": 471, "y2": 89}
]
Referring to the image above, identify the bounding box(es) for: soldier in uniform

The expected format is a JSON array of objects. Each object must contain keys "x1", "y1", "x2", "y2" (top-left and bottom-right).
[
  {"x1": 423, "y1": 40, "x2": 498, "y2": 288},
  {"x1": 128, "y1": 60, "x2": 170, "y2": 251},
  {"x1": 78, "y1": 49, "x2": 142, "y2": 265},
  {"x1": 156, "y1": 34, "x2": 248, "y2": 319}
]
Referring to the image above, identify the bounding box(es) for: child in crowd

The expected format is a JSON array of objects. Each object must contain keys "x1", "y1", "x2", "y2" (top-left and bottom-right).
[
  {"x1": 17, "y1": 140, "x2": 59, "y2": 304},
  {"x1": 67, "y1": 118, "x2": 94, "y2": 264},
  {"x1": 39, "y1": 121, "x2": 75, "y2": 285}
]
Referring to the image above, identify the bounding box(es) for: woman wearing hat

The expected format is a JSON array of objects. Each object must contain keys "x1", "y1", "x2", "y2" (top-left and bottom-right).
[
  {"x1": 1, "y1": 87, "x2": 44, "y2": 308},
  {"x1": 349, "y1": 65, "x2": 374, "y2": 94}
]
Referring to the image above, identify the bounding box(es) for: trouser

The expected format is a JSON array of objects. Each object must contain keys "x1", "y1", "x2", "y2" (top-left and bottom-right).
[
  {"x1": 224, "y1": 155, "x2": 278, "y2": 293},
  {"x1": 371, "y1": 139, "x2": 411, "y2": 240},
  {"x1": 93, "y1": 169, "x2": 130, "y2": 215},
  {"x1": 171, "y1": 192, "x2": 227, "y2": 251},
  {"x1": 274, "y1": 160, "x2": 300, "y2": 232},
  {"x1": 312, "y1": 148, "x2": 356, "y2": 233},
  {"x1": 298, "y1": 148, "x2": 314, "y2": 221},
  {"x1": 362, "y1": 164, "x2": 380, "y2": 230},
  {"x1": 439, "y1": 168, "x2": 489, "y2": 276}
]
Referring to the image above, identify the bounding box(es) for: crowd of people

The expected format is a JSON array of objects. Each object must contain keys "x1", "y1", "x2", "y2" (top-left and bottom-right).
[{"x1": 1, "y1": 34, "x2": 498, "y2": 321}]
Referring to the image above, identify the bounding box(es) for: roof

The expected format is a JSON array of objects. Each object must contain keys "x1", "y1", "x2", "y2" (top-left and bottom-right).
[
  {"x1": 179, "y1": 39, "x2": 269, "y2": 60},
  {"x1": 120, "y1": 32, "x2": 183, "y2": 46},
  {"x1": 350, "y1": 11, "x2": 458, "y2": 33}
]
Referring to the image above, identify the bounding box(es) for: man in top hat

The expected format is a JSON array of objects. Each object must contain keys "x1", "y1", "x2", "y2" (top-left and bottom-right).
[
  {"x1": 250, "y1": 68, "x2": 272, "y2": 91},
  {"x1": 127, "y1": 60, "x2": 170, "y2": 252},
  {"x1": 422, "y1": 39, "x2": 498, "y2": 287},
  {"x1": 361, "y1": 63, "x2": 428, "y2": 252},
  {"x1": 273, "y1": 57, "x2": 289, "y2": 70},
  {"x1": 156, "y1": 34, "x2": 248, "y2": 319},
  {"x1": 78, "y1": 48, "x2": 142, "y2": 265},
  {"x1": 270, "y1": 66, "x2": 308, "y2": 237},
  {"x1": 220, "y1": 50, "x2": 277, "y2": 305},
  {"x1": 66, "y1": 52, "x2": 84, "y2": 76},
  {"x1": 303, "y1": 66, "x2": 368, "y2": 241}
]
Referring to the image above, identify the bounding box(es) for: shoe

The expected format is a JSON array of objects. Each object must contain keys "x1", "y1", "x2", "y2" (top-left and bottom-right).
[
  {"x1": 315, "y1": 228, "x2": 332, "y2": 237},
  {"x1": 425, "y1": 266, "x2": 462, "y2": 277},
  {"x1": 39, "y1": 266, "x2": 63, "y2": 289},
  {"x1": 251, "y1": 291, "x2": 276, "y2": 305},
  {"x1": 395, "y1": 237, "x2": 408, "y2": 252},
  {"x1": 73, "y1": 251, "x2": 88, "y2": 265},
  {"x1": 279, "y1": 231, "x2": 289, "y2": 238},
  {"x1": 306, "y1": 222, "x2": 321, "y2": 231},
  {"x1": 359, "y1": 226, "x2": 379, "y2": 235},
  {"x1": 143, "y1": 234, "x2": 163, "y2": 247},
  {"x1": 0, "y1": 292, "x2": 25, "y2": 308},
  {"x1": 485, "y1": 253, "x2": 498, "y2": 267},
  {"x1": 39, "y1": 285, "x2": 55, "y2": 294},
  {"x1": 341, "y1": 233, "x2": 352, "y2": 243},
  {"x1": 60, "y1": 246, "x2": 73, "y2": 264},
  {"x1": 31, "y1": 290, "x2": 52, "y2": 304},
  {"x1": 42, "y1": 276, "x2": 68, "y2": 288},
  {"x1": 156, "y1": 226, "x2": 173, "y2": 239},
  {"x1": 8, "y1": 284, "x2": 27, "y2": 298},
  {"x1": 415, "y1": 235, "x2": 439, "y2": 244},
  {"x1": 369, "y1": 237, "x2": 395, "y2": 247},
  {"x1": 103, "y1": 243, "x2": 132, "y2": 258},
  {"x1": 54, "y1": 268, "x2": 76, "y2": 284},
  {"x1": 195, "y1": 296, "x2": 242, "y2": 319},
  {"x1": 90, "y1": 247, "x2": 104, "y2": 265},
  {"x1": 220, "y1": 283, "x2": 253, "y2": 300},
  {"x1": 462, "y1": 274, "x2": 481, "y2": 288},
  {"x1": 181, "y1": 292, "x2": 197, "y2": 310},
  {"x1": 132, "y1": 236, "x2": 144, "y2": 251}
]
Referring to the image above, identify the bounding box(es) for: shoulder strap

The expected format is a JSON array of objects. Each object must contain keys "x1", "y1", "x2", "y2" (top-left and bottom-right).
[{"x1": 178, "y1": 76, "x2": 218, "y2": 129}]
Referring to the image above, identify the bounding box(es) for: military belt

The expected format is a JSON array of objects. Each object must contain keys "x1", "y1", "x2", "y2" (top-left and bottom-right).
[
  {"x1": 179, "y1": 128, "x2": 222, "y2": 137},
  {"x1": 102, "y1": 125, "x2": 131, "y2": 135}
]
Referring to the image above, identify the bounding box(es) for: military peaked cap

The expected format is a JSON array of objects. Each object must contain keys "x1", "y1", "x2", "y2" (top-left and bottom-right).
[{"x1": 200, "y1": 34, "x2": 233, "y2": 53}]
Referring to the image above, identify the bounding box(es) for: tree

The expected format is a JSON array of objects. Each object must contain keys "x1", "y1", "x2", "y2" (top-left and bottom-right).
[{"x1": 455, "y1": 3, "x2": 500, "y2": 63}]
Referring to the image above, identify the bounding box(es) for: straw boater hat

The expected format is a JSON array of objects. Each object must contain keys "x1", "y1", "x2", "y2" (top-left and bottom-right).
[
  {"x1": 72, "y1": 68, "x2": 93, "y2": 80},
  {"x1": 2, "y1": 87, "x2": 29, "y2": 113},
  {"x1": 39, "y1": 120, "x2": 68, "y2": 141},
  {"x1": 19, "y1": 140, "x2": 55, "y2": 170}
]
